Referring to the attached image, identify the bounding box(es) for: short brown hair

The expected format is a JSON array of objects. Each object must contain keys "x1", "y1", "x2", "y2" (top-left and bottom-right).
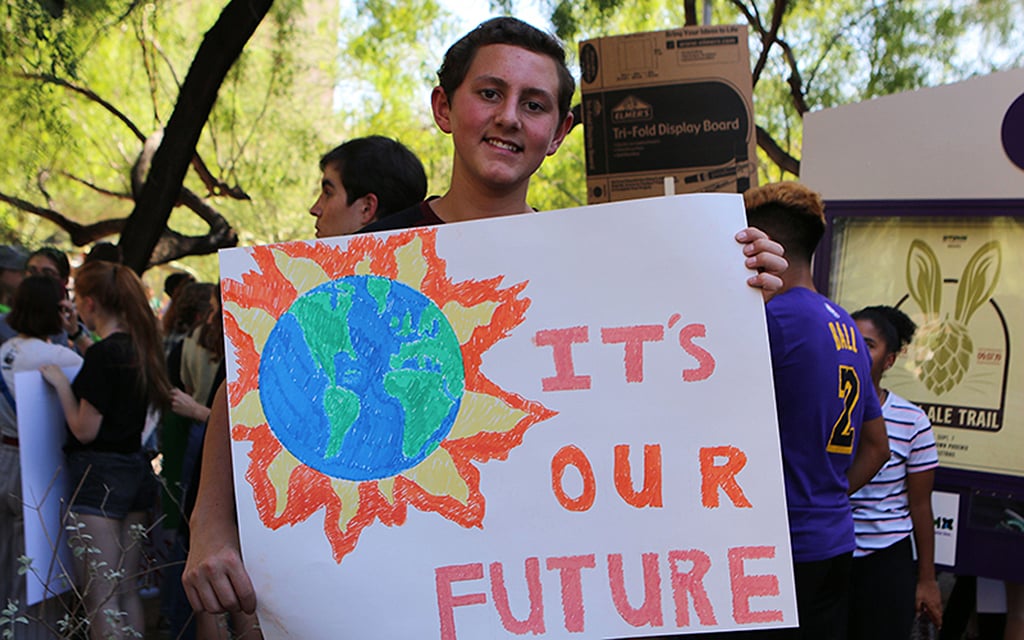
[
  {"x1": 437, "y1": 17, "x2": 575, "y2": 123},
  {"x1": 7, "y1": 276, "x2": 65, "y2": 338},
  {"x1": 744, "y1": 181, "x2": 826, "y2": 263}
]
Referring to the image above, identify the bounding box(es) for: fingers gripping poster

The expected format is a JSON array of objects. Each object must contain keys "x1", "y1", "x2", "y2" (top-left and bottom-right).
[{"x1": 219, "y1": 194, "x2": 797, "y2": 639}]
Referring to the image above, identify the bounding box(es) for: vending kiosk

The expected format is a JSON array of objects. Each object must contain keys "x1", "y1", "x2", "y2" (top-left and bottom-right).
[{"x1": 802, "y1": 68, "x2": 1024, "y2": 582}]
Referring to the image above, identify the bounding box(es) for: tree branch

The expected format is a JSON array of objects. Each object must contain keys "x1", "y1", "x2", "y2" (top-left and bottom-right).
[
  {"x1": 135, "y1": 14, "x2": 163, "y2": 124},
  {"x1": 60, "y1": 172, "x2": 133, "y2": 200},
  {"x1": 0, "y1": 186, "x2": 237, "y2": 265},
  {"x1": 17, "y1": 73, "x2": 148, "y2": 142},
  {"x1": 190, "y1": 155, "x2": 250, "y2": 199},
  {"x1": 147, "y1": 228, "x2": 234, "y2": 267},
  {"x1": 147, "y1": 190, "x2": 238, "y2": 267},
  {"x1": 756, "y1": 0, "x2": 789, "y2": 84},
  {"x1": 36, "y1": 171, "x2": 56, "y2": 209},
  {"x1": 756, "y1": 125, "x2": 799, "y2": 176},
  {"x1": 730, "y1": 1, "x2": 761, "y2": 38},
  {"x1": 178, "y1": 188, "x2": 234, "y2": 232},
  {"x1": 0, "y1": 191, "x2": 126, "y2": 245},
  {"x1": 115, "y1": 0, "x2": 145, "y2": 22},
  {"x1": 776, "y1": 37, "x2": 809, "y2": 115},
  {"x1": 731, "y1": 0, "x2": 790, "y2": 87},
  {"x1": 19, "y1": 72, "x2": 250, "y2": 201}
]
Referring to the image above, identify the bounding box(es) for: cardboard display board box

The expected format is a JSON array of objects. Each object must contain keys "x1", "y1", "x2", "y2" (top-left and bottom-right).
[{"x1": 580, "y1": 25, "x2": 758, "y2": 203}]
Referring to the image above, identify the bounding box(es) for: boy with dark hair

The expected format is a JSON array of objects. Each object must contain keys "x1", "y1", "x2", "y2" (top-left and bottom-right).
[
  {"x1": 184, "y1": 17, "x2": 788, "y2": 618},
  {"x1": 744, "y1": 181, "x2": 890, "y2": 639},
  {"x1": 25, "y1": 246, "x2": 71, "y2": 284},
  {"x1": 310, "y1": 136, "x2": 427, "y2": 237}
]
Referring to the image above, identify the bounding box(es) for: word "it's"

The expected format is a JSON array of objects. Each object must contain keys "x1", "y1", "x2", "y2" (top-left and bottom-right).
[{"x1": 534, "y1": 314, "x2": 715, "y2": 391}]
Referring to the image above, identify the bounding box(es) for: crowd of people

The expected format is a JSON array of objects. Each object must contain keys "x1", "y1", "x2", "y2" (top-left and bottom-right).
[
  {"x1": 1, "y1": 14, "x2": 1020, "y2": 640},
  {"x1": 0, "y1": 242, "x2": 235, "y2": 638}
]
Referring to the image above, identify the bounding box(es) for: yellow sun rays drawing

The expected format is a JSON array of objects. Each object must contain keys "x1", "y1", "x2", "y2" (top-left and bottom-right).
[{"x1": 223, "y1": 230, "x2": 555, "y2": 562}]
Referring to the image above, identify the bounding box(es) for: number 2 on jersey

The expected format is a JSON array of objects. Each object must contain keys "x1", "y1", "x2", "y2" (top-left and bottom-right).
[{"x1": 826, "y1": 365, "x2": 860, "y2": 454}]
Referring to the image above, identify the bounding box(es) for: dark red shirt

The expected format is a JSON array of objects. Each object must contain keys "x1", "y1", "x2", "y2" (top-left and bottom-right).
[{"x1": 359, "y1": 199, "x2": 443, "y2": 233}]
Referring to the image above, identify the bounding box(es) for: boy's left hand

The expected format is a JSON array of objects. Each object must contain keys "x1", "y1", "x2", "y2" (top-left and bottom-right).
[{"x1": 736, "y1": 226, "x2": 787, "y2": 298}]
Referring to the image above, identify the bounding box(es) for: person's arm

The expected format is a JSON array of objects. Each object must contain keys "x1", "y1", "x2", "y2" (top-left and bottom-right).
[
  {"x1": 59, "y1": 299, "x2": 94, "y2": 351},
  {"x1": 908, "y1": 469, "x2": 942, "y2": 627},
  {"x1": 170, "y1": 388, "x2": 211, "y2": 423},
  {"x1": 181, "y1": 337, "x2": 197, "y2": 397},
  {"x1": 39, "y1": 364, "x2": 101, "y2": 443},
  {"x1": 1006, "y1": 581, "x2": 1024, "y2": 640},
  {"x1": 846, "y1": 415, "x2": 889, "y2": 494},
  {"x1": 736, "y1": 227, "x2": 787, "y2": 297},
  {"x1": 182, "y1": 382, "x2": 257, "y2": 614}
]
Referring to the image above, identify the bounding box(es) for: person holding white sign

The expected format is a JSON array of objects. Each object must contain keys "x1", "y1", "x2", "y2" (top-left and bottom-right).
[
  {"x1": 0, "y1": 276, "x2": 83, "y2": 631},
  {"x1": 183, "y1": 16, "x2": 789, "y2": 620},
  {"x1": 744, "y1": 182, "x2": 890, "y2": 640},
  {"x1": 848, "y1": 305, "x2": 941, "y2": 638}
]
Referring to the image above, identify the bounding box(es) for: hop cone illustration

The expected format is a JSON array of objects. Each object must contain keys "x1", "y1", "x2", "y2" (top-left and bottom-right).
[
  {"x1": 906, "y1": 240, "x2": 1001, "y2": 395},
  {"x1": 913, "y1": 319, "x2": 973, "y2": 395}
]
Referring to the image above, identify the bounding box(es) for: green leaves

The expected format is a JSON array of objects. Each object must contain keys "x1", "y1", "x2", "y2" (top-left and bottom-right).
[
  {"x1": 5, "y1": 0, "x2": 1023, "y2": 263},
  {"x1": 1, "y1": 1, "x2": 336, "y2": 275},
  {"x1": 0, "y1": 598, "x2": 29, "y2": 640}
]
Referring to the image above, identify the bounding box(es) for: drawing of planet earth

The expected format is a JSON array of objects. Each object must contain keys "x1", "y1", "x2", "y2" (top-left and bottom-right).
[{"x1": 259, "y1": 275, "x2": 465, "y2": 481}]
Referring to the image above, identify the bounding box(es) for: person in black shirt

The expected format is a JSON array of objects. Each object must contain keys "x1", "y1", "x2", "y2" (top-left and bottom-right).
[{"x1": 42, "y1": 261, "x2": 172, "y2": 639}]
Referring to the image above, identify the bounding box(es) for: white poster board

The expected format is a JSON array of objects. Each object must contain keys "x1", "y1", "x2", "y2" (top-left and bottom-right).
[
  {"x1": 220, "y1": 194, "x2": 796, "y2": 638},
  {"x1": 16, "y1": 367, "x2": 78, "y2": 605}
]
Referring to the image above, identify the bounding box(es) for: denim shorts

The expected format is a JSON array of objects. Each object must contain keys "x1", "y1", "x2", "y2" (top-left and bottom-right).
[{"x1": 66, "y1": 450, "x2": 158, "y2": 519}]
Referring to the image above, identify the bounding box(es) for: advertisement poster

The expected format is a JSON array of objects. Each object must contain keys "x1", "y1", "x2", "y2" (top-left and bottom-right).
[
  {"x1": 580, "y1": 25, "x2": 757, "y2": 203},
  {"x1": 220, "y1": 195, "x2": 796, "y2": 639},
  {"x1": 831, "y1": 215, "x2": 1024, "y2": 477}
]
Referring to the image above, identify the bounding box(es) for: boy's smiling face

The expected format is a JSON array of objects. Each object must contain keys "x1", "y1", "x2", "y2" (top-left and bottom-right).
[{"x1": 432, "y1": 43, "x2": 572, "y2": 199}]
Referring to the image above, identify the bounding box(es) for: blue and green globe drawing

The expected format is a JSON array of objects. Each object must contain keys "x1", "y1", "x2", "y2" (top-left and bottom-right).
[{"x1": 259, "y1": 275, "x2": 465, "y2": 481}]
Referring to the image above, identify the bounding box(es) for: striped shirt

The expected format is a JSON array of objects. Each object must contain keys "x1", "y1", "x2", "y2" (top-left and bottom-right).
[{"x1": 850, "y1": 391, "x2": 939, "y2": 556}]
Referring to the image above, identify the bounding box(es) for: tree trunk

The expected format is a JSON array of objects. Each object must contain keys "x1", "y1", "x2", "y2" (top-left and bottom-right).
[
  {"x1": 684, "y1": 0, "x2": 698, "y2": 25},
  {"x1": 119, "y1": 0, "x2": 273, "y2": 273}
]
